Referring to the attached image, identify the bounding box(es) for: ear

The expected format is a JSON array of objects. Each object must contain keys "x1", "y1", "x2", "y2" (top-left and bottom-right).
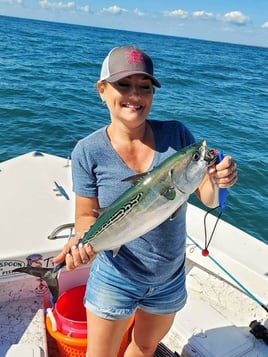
[
  {"x1": 97, "y1": 81, "x2": 105, "y2": 94},
  {"x1": 97, "y1": 81, "x2": 106, "y2": 103}
]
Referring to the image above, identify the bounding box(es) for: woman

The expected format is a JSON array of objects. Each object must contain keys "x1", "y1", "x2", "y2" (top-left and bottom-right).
[{"x1": 54, "y1": 45, "x2": 237, "y2": 357}]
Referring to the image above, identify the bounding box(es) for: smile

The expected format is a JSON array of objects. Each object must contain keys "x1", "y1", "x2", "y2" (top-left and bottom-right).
[{"x1": 122, "y1": 103, "x2": 143, "y2": 110}]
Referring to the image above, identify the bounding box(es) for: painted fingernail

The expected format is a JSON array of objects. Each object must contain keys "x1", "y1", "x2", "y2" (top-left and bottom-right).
[
  {"x1": 71, "y1": 245, "x2": 77, "y2": 250},
  {"x1": 208, "y1": 167, "x2": 215, "y2": 174},
  {"x1": 78, "y1": 242, "x2": 83, "y2": 249}
]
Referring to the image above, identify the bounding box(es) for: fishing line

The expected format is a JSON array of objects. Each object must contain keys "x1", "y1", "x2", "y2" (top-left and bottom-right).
[
  {"x1": 188, "y1": 149, "x2": 268, "y2": 313},
  {"x1": 187, "y1": 233, "x2": 268, "y2": 313},
  {"x1": 199, "y1": 203, "x2": 268, "y2": 312},
  {"x1": 202, "y1": 206, "x2": 222, "y2": 256}
]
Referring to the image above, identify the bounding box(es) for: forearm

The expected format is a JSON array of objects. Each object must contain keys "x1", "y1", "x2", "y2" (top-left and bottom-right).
[
  {"x1": 75, "y1": 215, "x2": 97, "y2": 234},
  {"x1": 196, "y1": 172, "x2": 219, "y2": 208},
  {"x1": 74, "y1": 195, "x2": 99, "y2": 233}
]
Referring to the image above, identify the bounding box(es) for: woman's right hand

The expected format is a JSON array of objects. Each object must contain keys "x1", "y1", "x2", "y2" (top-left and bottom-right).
[{"x1": 53, "y1": 231, "x2": 96, "y2": 270}]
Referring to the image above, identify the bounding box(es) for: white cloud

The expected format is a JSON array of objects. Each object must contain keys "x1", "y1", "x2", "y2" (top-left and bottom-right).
[
  {"x1": 0, "y1": 0, "x2": 22, "y2": 4},
  {"x1": 164, "y1": 9, "x2": 188, "y2": 19},
  {"x1": 40, "y1": 1, "x2": 75, "y2": 10},
  {"x1": 134, "y1": 8, "x2": 144, "y2": 16},
  {"x1": 192, "y1": 11, "x2": 214, "y2": 20},
  {"x1": 39, "y1": 0, "x2": 90, "y2": 12},
  {"x1": 261, "y1": 21, "x2": 268, "y2": 29},
  {"x1": 223, "y1": 11, "x2": 249, "y2": 25},
  {"x1": 101, "y1": 5, "x2": 127, "y2": 15},
  {"x1": 77, "y1": 5, "x2": 90, "y2": 13}
]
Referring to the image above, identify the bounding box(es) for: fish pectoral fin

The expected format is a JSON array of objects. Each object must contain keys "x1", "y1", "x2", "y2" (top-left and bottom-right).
[
  {"x1": 112, "y1": 247, "x2": 121, "y2": 257},
  {"x1": 169, "y1": 205, "x2": 182, "y2": 220},
  {"x1": 93, "y1": 208, "x2": 107, "y2": 217},
  {"x1": 122, "y1": 172, "x2": 148, "y2": 185},
  {"x1": 161, "y1": 187, "x2": 176, "y2": 200}
]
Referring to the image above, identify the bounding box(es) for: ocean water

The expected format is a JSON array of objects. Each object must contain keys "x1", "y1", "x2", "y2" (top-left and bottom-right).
[{"x1": 0, "y1": 16, "x2": 267, "y2": 243}]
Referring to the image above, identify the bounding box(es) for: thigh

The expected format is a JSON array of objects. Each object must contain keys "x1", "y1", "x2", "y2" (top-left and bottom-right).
[
  {"x1": 135, "y1": 309, "x2": 175, "y2": 345},
  {"x1": 125, "y1": 309, "x2": 176, "y2": 356},
  {"x1": 86, "y1": 309, "x2": 130, "y2": 357},
  {"x1": 84, "y1": 257, "x2": 146, "y2": 319},
  {"x1": 139, "y1": 265, "x2": 187, "y2": 315}
]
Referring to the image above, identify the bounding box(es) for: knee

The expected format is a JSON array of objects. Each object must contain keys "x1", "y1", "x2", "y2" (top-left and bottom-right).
[
  {"x1": 125, "y1": 341, "x2": 157, "y2": 357},
  {"x1": 140, "y1": 345, "x2": 157, "y2": 357},
  {"x1": 138, "y1": 344, "x2": 156, "y2": 356}
]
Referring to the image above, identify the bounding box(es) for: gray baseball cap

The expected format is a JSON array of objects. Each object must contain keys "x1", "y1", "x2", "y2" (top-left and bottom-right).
[{"x1": 100, "y1": 45, "x2": 161, "y2": 88}]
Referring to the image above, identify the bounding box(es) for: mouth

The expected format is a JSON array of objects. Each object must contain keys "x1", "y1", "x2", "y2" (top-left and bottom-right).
[
  {"x1": 205, "y1": 148, "x2": 218, "y2": 166},
  {"x1": 122, "y1": 103, "x2": 143, "y2": 110}
]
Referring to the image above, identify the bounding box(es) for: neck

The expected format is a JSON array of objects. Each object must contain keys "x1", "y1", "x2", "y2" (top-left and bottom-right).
[
  {"x1": 107, "y1": 121, "x2": 149, "y2": 143},
  {"x1": 106, "y1": 120, "x2": 155, "y2": 173}
]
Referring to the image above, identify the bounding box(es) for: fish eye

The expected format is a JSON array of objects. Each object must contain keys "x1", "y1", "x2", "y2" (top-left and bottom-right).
[{"x1": 192, "y1": 151, "x2": 201, "y2": 161}]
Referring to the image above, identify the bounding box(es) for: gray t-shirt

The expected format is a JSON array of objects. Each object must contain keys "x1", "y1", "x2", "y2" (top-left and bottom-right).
[{"x1": 71, "y1": 119, "x2": 195, "y2": 285}]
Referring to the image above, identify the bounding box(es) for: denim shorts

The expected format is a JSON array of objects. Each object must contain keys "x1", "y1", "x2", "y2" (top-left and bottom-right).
[{"x1": 84, "y1": 256, "x2": 187, "y2": 320}]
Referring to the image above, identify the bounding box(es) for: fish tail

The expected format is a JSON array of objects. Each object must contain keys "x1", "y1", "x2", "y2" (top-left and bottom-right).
[{"x1": 13, "y1": 263, "x2": 64, "y2": 303}]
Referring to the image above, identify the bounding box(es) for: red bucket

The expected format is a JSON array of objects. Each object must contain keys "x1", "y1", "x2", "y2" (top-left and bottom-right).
[
  {"x1": 46, "y1": 312, "x2": 135, "y2": 357},
  {"x1": 54, "y1": 285, "x2": 87, "y2": 338}
]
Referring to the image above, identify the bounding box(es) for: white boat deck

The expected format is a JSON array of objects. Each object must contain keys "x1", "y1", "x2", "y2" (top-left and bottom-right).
[
  {"x1": 166, "y1": 259, "x2": 266, "y2": 356},
  {"x1": 0, "y1": 152, "x2": 75, "y2": 356},
  {"x1": 0, "y1": 151, "x2": 75, "y2": 261},
  {"x1": 0, "y1": 279, "x2": 47, "y2": 356}
]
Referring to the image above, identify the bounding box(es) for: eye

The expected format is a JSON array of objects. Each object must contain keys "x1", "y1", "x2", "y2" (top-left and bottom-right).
[
  {"x1": 117, "y1": 81, "x2": 129, "y2": 87},
  {"x1": 192, "y1": 150, "x2": 201, "y2": 161},
  {"x1": 140, "y1": 84, "x2": 151, "y2": 90}
]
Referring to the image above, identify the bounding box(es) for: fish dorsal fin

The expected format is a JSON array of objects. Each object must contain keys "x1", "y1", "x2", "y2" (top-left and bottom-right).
[
  {"x1": 93, "y1": 208, "x2": 107, "y2": 217},
  {"x1": 121, "y1": 172, "x2": 148, "y2": 185},
  {"x1": 112, "y1": 247, "x2": 121, "y2": 257}
]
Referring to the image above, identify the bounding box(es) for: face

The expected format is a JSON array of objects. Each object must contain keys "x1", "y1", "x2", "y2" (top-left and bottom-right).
[{"x1": 98, "y1": 75, "x2": 154, "y2": 128}]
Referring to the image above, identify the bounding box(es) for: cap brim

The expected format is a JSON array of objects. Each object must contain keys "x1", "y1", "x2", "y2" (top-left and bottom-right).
[{"x1": 106, "y1": 70, "x2": 161, "y2": 88}]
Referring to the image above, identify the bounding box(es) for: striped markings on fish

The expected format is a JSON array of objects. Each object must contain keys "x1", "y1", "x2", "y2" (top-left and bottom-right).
[{"x1": 91, "y1": 192, "x2": 144, "y2": 241}]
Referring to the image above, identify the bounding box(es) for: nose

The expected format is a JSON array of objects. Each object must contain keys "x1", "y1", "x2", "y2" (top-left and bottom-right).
[{"x1": 128, "y1": 84, "x2": 142, "y2": 96}]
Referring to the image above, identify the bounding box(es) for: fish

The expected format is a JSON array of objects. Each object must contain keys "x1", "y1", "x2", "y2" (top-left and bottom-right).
[{"x1": 14, "y1": 140, "x2": 216, "y2": 302}]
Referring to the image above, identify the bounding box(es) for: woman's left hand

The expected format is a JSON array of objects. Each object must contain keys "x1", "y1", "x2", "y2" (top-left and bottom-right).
[{"x1": 208, "y1": 156, "x2": 238, "y2": 188}]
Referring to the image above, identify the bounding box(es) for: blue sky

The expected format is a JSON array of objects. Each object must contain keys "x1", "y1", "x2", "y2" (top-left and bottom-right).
[{"x1": 1, "y1": 0, "x2": 268, "y2": 47}]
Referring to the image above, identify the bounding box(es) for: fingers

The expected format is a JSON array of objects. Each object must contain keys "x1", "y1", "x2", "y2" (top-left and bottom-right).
[
  {"x1": 53, "y1": 242, "x2": 75, "y2": 265},
  {"x1": 65, "y1": 243, "x2": 96, "y2": 270},
  {"x1": 53, "y1": 231, "x2": 96, "y2": 270},
  {"x1": 209, "y1": 156, "x2": 238, "y2": 188},
  {"x1": 52, "y1": 234, "x2": 81, "y2": 265}
]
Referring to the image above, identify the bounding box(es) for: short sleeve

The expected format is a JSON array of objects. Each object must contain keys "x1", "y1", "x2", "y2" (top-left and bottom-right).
[{"x1": 71, "y1": 140, "x2": 97, "y2": 197}]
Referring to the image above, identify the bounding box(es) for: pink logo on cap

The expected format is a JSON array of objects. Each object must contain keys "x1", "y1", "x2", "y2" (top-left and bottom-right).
[{"x1": 125, "y1": 50, "x2": 144, "y2": 65}]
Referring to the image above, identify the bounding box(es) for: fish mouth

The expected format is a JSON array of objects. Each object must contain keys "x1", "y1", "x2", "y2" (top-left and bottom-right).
[{"x1": 204, "y1": 145, "x2": 218, "y2": 166}]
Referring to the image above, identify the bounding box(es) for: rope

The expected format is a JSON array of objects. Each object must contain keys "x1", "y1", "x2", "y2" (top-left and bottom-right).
[{"x1": 187, "y1": 234, "x2": 268, "y2": 313}]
